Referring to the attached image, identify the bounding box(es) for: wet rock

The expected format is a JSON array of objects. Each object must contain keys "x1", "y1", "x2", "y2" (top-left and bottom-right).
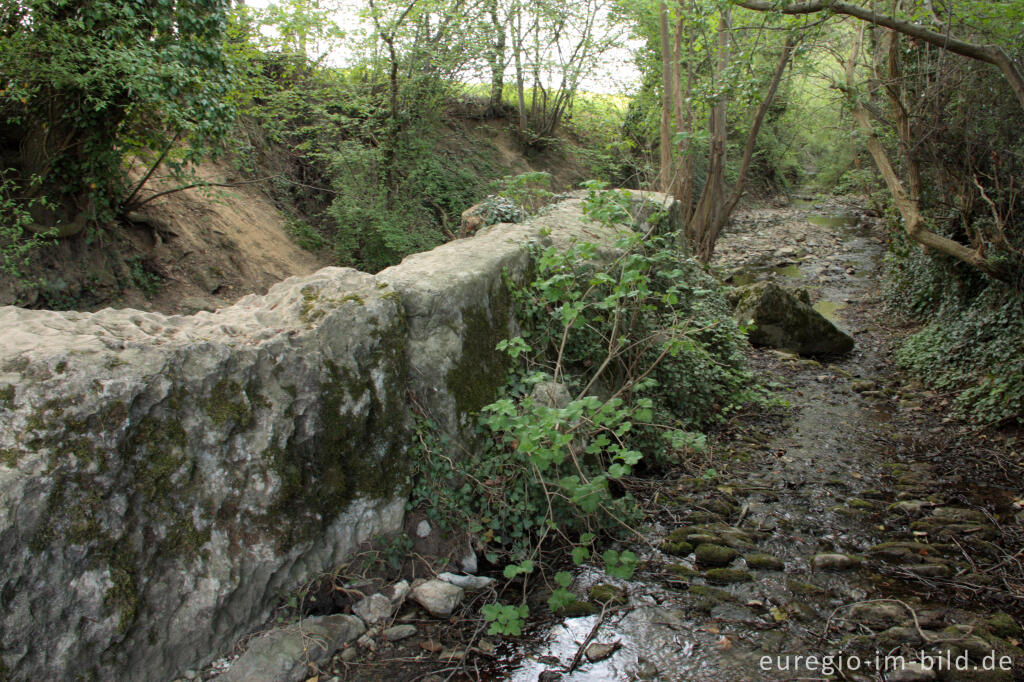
[
  {"x1": 554, "y1": 600, "x2": 599, "y2": 617},
  {"x1": 734, "y1": 281, "x2": 854, "y2": 355},
  {"x1": 438, "y1": 573, "x2": 495, "y2": 591},
  {"x1": 383, "y1": 625, "x2": 417, "y2": 642},
  {"x1": 987, "y1": 612, "x2": 1022, "y2": 639},
  {"x1": 848, "y1": 601, "x2": 911, "y2": 629},
  {"x1": 411, "y1": 580, "x2": 464, "y2": 617},
  {"x1": 704, "y1": 568, "x2": 753, "y2": 584},
  {"x1": 744, "y1": 553, "x2": 784, "y2": 571},
  {"x1": 811, "y1": 553, "x2": 861, "y2": 571},
  {"x1": 353, "y1": 593, "x2": 393, "y2": 625},
  {"x1": 589, "y1": 584, "x2": 628, "y2": 606},
  {"x1": 847, "y1": 498, "x2": 878, "y2": 509},
  {"x1": 696, "y1": 544, "x2": 739, "y2": 567},
  {"x1": 890, "y1": 662, "x2": 937, "y2": 681},
  {"x1": 584, "y1": 642, "x2": 620, "y2": 663},
  {"x1": 214, "y1": 614, "x2": 364, "y2": 682}
]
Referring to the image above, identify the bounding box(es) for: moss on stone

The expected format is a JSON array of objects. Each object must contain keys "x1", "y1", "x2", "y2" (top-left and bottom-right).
[
  {"x1": 0, "y1": 448, "x2": 19, "y2": 467},
  {"x1": 695, "y1": 544, "x2": 739, "y2": 567},
  {"x1": 688, "y1": 584, "x2": 737, "y2": 602},
  {"x1": 266, "y1": 323, "x2": 410, "y2": 546},
  {"x1": 745, "y1": 553, "x2": 784, "y2": 571},
  {"x1": 786, "y1": 578, "x2": 826, "y2": 596},
  {"x1": 203, "y1": 379, "x2": 253, "y2": 428},
  {"x1": 446, "y1": 292, "x2": 513, "y2": 418},
  {"x1": 0, "y1": 383, "x2": 14, "y2": 407},
  {"x1": 704, "y1": 568, "x2": 752, "y2": 584},
  {"x1": 589, "y1": 583, "x2": 627, "y2": 606},
  {"x1": 554, "y1": 599, "x2": 599, "y2": 617},
  {"x1": 660, "y1": 539, "x2": 694, "y2": 557},
  {"x1": 988, "y1": 612, "x2": 1022, "y2": 639}
]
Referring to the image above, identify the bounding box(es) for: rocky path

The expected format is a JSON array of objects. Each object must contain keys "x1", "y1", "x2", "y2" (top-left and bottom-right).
[{"x1": 493, "y1": 199, "x2": 1024, "y2": 681}]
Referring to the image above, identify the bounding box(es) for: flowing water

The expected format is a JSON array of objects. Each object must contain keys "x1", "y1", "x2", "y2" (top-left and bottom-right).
[{"x1": 490, "y1": 202, "x2": 1023, "y2": 681}]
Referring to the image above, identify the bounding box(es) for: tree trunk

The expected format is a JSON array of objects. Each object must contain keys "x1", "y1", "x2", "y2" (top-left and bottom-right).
[
  {"x1": 487, "y1": 0, "x2": 505, "y2": 112},
  {"x1": 844, "y1": 26, "x2": 1004, "y2": 279}
]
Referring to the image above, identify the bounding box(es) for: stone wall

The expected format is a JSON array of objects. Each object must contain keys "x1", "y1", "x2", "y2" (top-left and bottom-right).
[{"x1": 0, "y1": 191, "x2": 677, "y2": 680}]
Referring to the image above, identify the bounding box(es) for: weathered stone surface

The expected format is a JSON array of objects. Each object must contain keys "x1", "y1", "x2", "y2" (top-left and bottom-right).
[
  {"x1": 811, "y1": 553, "x2": 862, "y2": 571},
  {"x1": 0, "y1": 191, "x2": 683, "y2": 681},
  {"x1": 0, "y1": 268, "x2": 409, "y2": 681},
  {"x1": 734, "y1": 281, "x2": 854, "y2": 355},
  {"x1": 411, "y1": 579, "x2": 465, "y2": 617},
  {"x1": 214, "y1": 614, "x2": 364, "y2": 682},
  {"x1": 352, "y1": 594, "x2": 394, "y2": 625}
]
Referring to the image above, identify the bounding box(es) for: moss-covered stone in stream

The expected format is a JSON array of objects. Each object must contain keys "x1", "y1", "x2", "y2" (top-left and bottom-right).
[{"x1": 589, "y1": 583, "x2": 628, "y2": 606}]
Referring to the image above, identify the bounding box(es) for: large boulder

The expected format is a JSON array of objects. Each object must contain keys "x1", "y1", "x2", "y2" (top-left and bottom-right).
[
  {"x1": 0, "y1": 190, "x2": 683, "y2": 681},
  {"x1": 734, "y1": 282, "x2": 854, "y2": 355}
]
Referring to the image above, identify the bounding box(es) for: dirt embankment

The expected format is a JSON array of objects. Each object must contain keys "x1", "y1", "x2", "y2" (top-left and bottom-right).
[{"x1": 2, "y1": 113, "x2": 589, "y2": 315}]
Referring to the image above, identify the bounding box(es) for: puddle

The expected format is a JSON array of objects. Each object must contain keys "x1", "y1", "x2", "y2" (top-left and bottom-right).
[
  {"x1": 812, "y1": 299, "x2": 846, "y2": 321},
  {"x1": 807, "y1": 214, "x2": 859, "y2": 229}
]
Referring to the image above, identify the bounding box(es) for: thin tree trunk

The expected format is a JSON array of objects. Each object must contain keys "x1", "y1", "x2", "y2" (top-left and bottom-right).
[
  {"x1": 658, "y1": 2, "x2": 674, "y2": 194},
  {"x1": 844, "y1": 26, "x2": 1003, "y2": 279},
  {"x1": 687, "y1": 9, "x2": 731, "y2": 261}
]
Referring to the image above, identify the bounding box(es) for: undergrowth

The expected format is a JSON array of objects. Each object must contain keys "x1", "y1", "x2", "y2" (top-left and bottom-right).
[
  {"x1": 885, "y1": 229, "x2": 1024, "y2": 425},
  {"x1": 408, "y1": 184, "x2": 756, "y2": 635}
]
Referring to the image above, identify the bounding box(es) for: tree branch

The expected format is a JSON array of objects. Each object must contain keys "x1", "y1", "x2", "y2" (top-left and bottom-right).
[{"x1": 734, "y1": 0, "x2": 1024, "y2": 110}]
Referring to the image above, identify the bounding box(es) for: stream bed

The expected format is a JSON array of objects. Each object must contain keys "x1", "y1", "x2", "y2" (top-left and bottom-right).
[{"x1": 487, "y1": 199, "x2": 1024, "y2": 681}]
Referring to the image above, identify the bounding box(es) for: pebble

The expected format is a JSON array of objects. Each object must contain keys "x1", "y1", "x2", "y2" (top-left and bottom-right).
[
  {"x1": 811, "y1": 553, "x2": 861, "y2": 571},
  {"x1": 585, "y1": 642, "x2": 619, "y2": 662},
  {"x1": 412, "y1": 579, "x2": 465, "y2": 617},
  {"x1": 352, "y1": 593, "x2": 393, "y2": 625},
  {"x1": 383, "y1": 624, "x2": 417, "y2": 641}
]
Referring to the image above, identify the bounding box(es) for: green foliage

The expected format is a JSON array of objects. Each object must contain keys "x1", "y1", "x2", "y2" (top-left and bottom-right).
[
  {"x1": 409, "y1": 187, "x2": 753, "y2": 635},
  {"x1": 0, "y1": 0, "x2": 235, "y2": 225},
  {"x1": 481, "y1": 602, "x2": 529, "y2": 636},
  {"x1": 0, "y1": 171, "x2": 53, "y2": 279},
  {"x1": 886, "y1": 230, "x2": 1024, "y2": 425}
]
